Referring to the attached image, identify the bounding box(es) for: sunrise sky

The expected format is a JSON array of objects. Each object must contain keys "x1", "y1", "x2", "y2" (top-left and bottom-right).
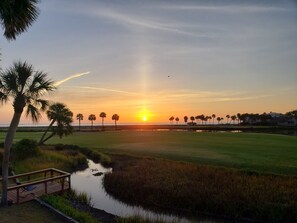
[{"x1": 0, "y1": 0, "x2": 297, "y2": 125}]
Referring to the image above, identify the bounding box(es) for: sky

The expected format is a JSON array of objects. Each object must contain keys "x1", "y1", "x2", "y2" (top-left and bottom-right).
[{"x1": 0, "y1": 0, "x2": 297, "y2": 125}]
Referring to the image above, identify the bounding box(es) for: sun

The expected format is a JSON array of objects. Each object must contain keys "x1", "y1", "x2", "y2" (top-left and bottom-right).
[{"x1": 142, "y1": 115, "x2": 147, "y2": 122}]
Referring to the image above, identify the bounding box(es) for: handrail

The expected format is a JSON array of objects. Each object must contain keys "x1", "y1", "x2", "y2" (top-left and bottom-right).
[
  {"x1": 0, "y1": 168, "x2": 69, "y2": 181},
  {"x1": 7, "y1": 174, "x2": 70, "y2": 191},
  {"x1": 0, "y1": 168, "x2": 71, "y2": 204}
]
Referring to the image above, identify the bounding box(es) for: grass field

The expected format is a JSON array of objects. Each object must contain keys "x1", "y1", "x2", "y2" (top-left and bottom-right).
[
  {"x1": 1, "y1": 131, "x2": 296, "y2": 175},
  {"x1": 0, "y1": 201, "x2": 66, "y2": 223}
]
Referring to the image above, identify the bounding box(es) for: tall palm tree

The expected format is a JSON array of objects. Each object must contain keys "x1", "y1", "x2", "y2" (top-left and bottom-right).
[
  {"x1": 88, "y1": 114, "x2": 96, "y2": 129},
  {"x1": 200, "y1": 114, "x2": 205, "y2": 125},
  {"x1": 0, "y1": 61, "x2": 55, "y2": 206},
  {"x1": 183, "y1": 116, "x2": 188, "y2": 124},
  {"x1": 212, "y1": 114, "x2": 216, "y2": 124},
  {"x1": 112, "y1": 114, "x2": 119, "y2": 128},
  {"x1": 169, "y1": 116, "x2": 174, "y2": 124},
  {"x1": 190, "y1": 116, "x2": 195, "y2": 123},
  {"x1": 76, "y1": 113, "x2": 83, "y2": 131},
  {"x1": 99, "y1": 112, "x2": 106, "y2": 130},
  {"x1": 217, "y1": 117, "x2": 221, "y2": 124},
  {"x1": 39, "y1": 103, "x2": 73, "y2": 145},
  {"x1": 195, "y1": 115, "x2": 200, "y2": 125},
  {"x1": 0, "y1": 0, "x2": 40, "y2": 40},
  {"x1": 175, "y1": 117, "x2": 179, "y2": 124},
  {"x1": 237, "y1": 113, "x2": 241, "y2": 125},
  {"x1": 231, "y1": 115, "x2": 237, "y2": 125},
  {"x1": 226, "y1": 114, "x2": 230, "y2": 124}
]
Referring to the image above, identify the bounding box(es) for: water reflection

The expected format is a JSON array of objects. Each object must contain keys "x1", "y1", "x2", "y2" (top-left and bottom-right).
[{"x1": 71, "y1": 160, "x2": 236, "y2": 223}]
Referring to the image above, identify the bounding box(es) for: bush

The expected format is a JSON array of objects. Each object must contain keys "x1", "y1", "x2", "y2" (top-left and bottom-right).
[
  {"x1": 12, "y1": 139, "x2": 40, "y2": 160},
  {"x1": 54, "y1": 144, "x2": 111, "y2": 165}
]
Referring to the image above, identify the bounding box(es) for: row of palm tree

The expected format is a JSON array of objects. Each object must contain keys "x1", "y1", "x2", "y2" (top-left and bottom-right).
[
  {"x1": 169, "y1": 114, "x2": 242, "y2": 125},
  {"x1": 76, "y1": 113, "x2": 120, "y2": 130}
]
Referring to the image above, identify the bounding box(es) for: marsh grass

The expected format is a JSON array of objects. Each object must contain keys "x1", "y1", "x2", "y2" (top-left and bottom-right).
[
  {"x1": 116, "y1": 215, "x2": 175, "y2": 223},
  {"x1": 104, "y1": 156, "x2": 297, "y2": 223},
  {"x1": 64, "y1": 189, "x2": 93, "y2": 207},
  {"x1": 42, "y1": 194, "x2": 100, "y2": 223},
  {"x1": 7, "y1": 146, "x2": 88, "y2": 174}
]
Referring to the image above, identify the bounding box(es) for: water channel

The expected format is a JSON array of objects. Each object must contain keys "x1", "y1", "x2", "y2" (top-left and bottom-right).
[{"x1": 71, "y1": 159, "x2": 237, "y2": 223}]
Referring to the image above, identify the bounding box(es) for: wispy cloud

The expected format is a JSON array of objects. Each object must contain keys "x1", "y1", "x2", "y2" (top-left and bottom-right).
[
  {"x1": 87, "y1": 9, "x2": 213, "y2": 38},
  {"x1": 161, "y1": 5, "x2": 290, "y2": 13},
  {"x1": 54, "y1": 72, "x2": 91, "y2": 87},
  {"x1": 150, "y1": 90, "x2": 271, "y2": 103}
]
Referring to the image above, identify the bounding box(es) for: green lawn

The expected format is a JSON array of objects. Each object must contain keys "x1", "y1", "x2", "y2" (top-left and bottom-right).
[
  {"x1": 1, "y1": 131, "x2": 297, "y2": 175},
  {"x1": 0, "y1": 201, "x2": 66, "y2": 223}
]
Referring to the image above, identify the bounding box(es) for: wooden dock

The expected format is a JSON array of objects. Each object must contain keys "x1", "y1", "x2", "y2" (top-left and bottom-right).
[{"x1": 1, "y1": 168, "x2": 71, "y2": 204}]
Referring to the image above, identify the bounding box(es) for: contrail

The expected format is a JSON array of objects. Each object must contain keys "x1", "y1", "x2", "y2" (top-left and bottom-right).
[
  {"x1": 54, "y1": 71, "x2": 91, "y2": 87},
  {"x1": 80, "y1": 86, "x2": 138, "y2": 95}
]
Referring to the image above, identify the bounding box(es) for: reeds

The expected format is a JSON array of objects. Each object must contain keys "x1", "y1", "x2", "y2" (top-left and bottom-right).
[
  {"x1": 11, "y1": 147, "x2": 88, "y2": 173},
  {"x1": 42, "y1": 193, "x2": 99, "y2": 223},
  {"x1": 104, "y1": 157, "x2": 297, "y2": 222}
]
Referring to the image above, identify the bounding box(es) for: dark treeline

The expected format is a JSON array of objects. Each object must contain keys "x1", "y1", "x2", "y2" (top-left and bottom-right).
[{"x1": 170, "y1": 109, "x2": 297, "y2": 126}]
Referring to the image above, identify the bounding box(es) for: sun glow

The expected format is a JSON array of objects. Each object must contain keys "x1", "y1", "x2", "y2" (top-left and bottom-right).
[{"x1": 142, "y1": 115, "x2": 147, "y2": 122}]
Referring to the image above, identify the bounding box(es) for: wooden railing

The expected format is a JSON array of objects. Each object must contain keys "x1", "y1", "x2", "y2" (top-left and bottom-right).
[{"x1": 0, "y1": 168, "x2": 71, "y2": 204}]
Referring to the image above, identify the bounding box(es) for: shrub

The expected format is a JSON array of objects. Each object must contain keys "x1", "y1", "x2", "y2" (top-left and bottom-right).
[
  {"x1": 12, "y1": 139, "x2": 40, "y2": 160},
  {"x1": 54, "y1": 144, "x2": 111, "y2": 165}
]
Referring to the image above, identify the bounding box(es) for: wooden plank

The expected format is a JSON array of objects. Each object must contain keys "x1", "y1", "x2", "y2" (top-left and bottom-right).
[{"x1": 7, "y1": 181, "x2": 70, "y2": 204}]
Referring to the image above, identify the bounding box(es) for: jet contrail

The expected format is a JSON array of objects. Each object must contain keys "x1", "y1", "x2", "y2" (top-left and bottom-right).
[
  {"x1": 54, "y1": 71, "x2": 91, "y2": 87},
  {"x1": 80, "y1": 86, "x2": 138, "y2": 95}
]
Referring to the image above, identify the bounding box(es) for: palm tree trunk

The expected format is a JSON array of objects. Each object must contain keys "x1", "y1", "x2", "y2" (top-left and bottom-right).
[
  {"x1": 1, "y1": 112, "x2": 22, "y2": 206},
  {"x1": 39, "y1": 120, "x2": 55, "y2": 145},
  {"x1": 78, "y1": 119, "x2": 81, "y2": 131},
  {"x1": 39, "y1": 132, "x2": 55, "y2": 145},
  {"x1": 101, "y1": 118, "x2": 104, "y2": 130}
]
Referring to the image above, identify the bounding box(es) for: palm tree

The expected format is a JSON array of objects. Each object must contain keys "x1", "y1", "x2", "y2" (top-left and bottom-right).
[
  {"x1": 112, "y1": 114, "x2": 119, "y2": 128},
  {"x1": 200, "y1": 114, "x2": 205, "y2": 125},
  {"x1": 195, "y1": 116, "x2": 200, "y2": 125},
  {"x1": 190, "y1": 116, "x2": 195, "y2": 123},
  {"x1": 88, "y1": 114, "x2": 96, "y2": 129},
  {"x1": 212, "y1": 114, "x2": 216, "y2": 124},
  {"x1": 99, "y1": 112, "x2": 106, "y2": 130},
  {"x1": 183, "y1": 116, "x2": 188, "y2": 124},
  {"x1": 226, "y1": 114, "x2": 230, "y2": 124},
  {"x1": 237, "y1": 113, "x2": 241, "y2": 125},
  {"x1": 39, "y1": 103, "x2": 73, "y2": 145},
  {"x1": 0, "y1": 61, "x2": 55, "y2": 206},
  {"x1": 0, "y1": 0, "x2": 40, "y2": 40},
  {"x1": 231, "y1": 115, "x2": 237, "y2": 124},
  {"x1": 217, "y1": 117, "x2": 221, "y2": 124},
  {"x1": 175, "y1": 117, "x2": 179, "y2": 124},
  {"x1": 169, "y1": 116, "x2": 174, "y2": 124},
  {"x1": 76, "y1": 113, "x2": 83, "y2": 131}
]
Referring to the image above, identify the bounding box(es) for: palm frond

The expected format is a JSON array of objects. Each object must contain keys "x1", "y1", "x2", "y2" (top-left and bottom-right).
[
  {"x1": 14, "y1": 61, "x2": 33, "y2": 91},
  {"x1": 29, "y1": 70, "x2": 56, "y2": 96},
  {"x1": 1, "y1": 67, "x2": 18, "y2": 95},
  {"x1": 0, "y1": 91, "x2": 8, "y2": 104},
  {"x1": 26, "y1": 103, "x2": 41, "y2": 123},
  {"x1": 35, "y1": 99, "x2": 49, "y2": 111},
  {"x1": 0, "y1": 0, "x2": 40, "y2": 40}
]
